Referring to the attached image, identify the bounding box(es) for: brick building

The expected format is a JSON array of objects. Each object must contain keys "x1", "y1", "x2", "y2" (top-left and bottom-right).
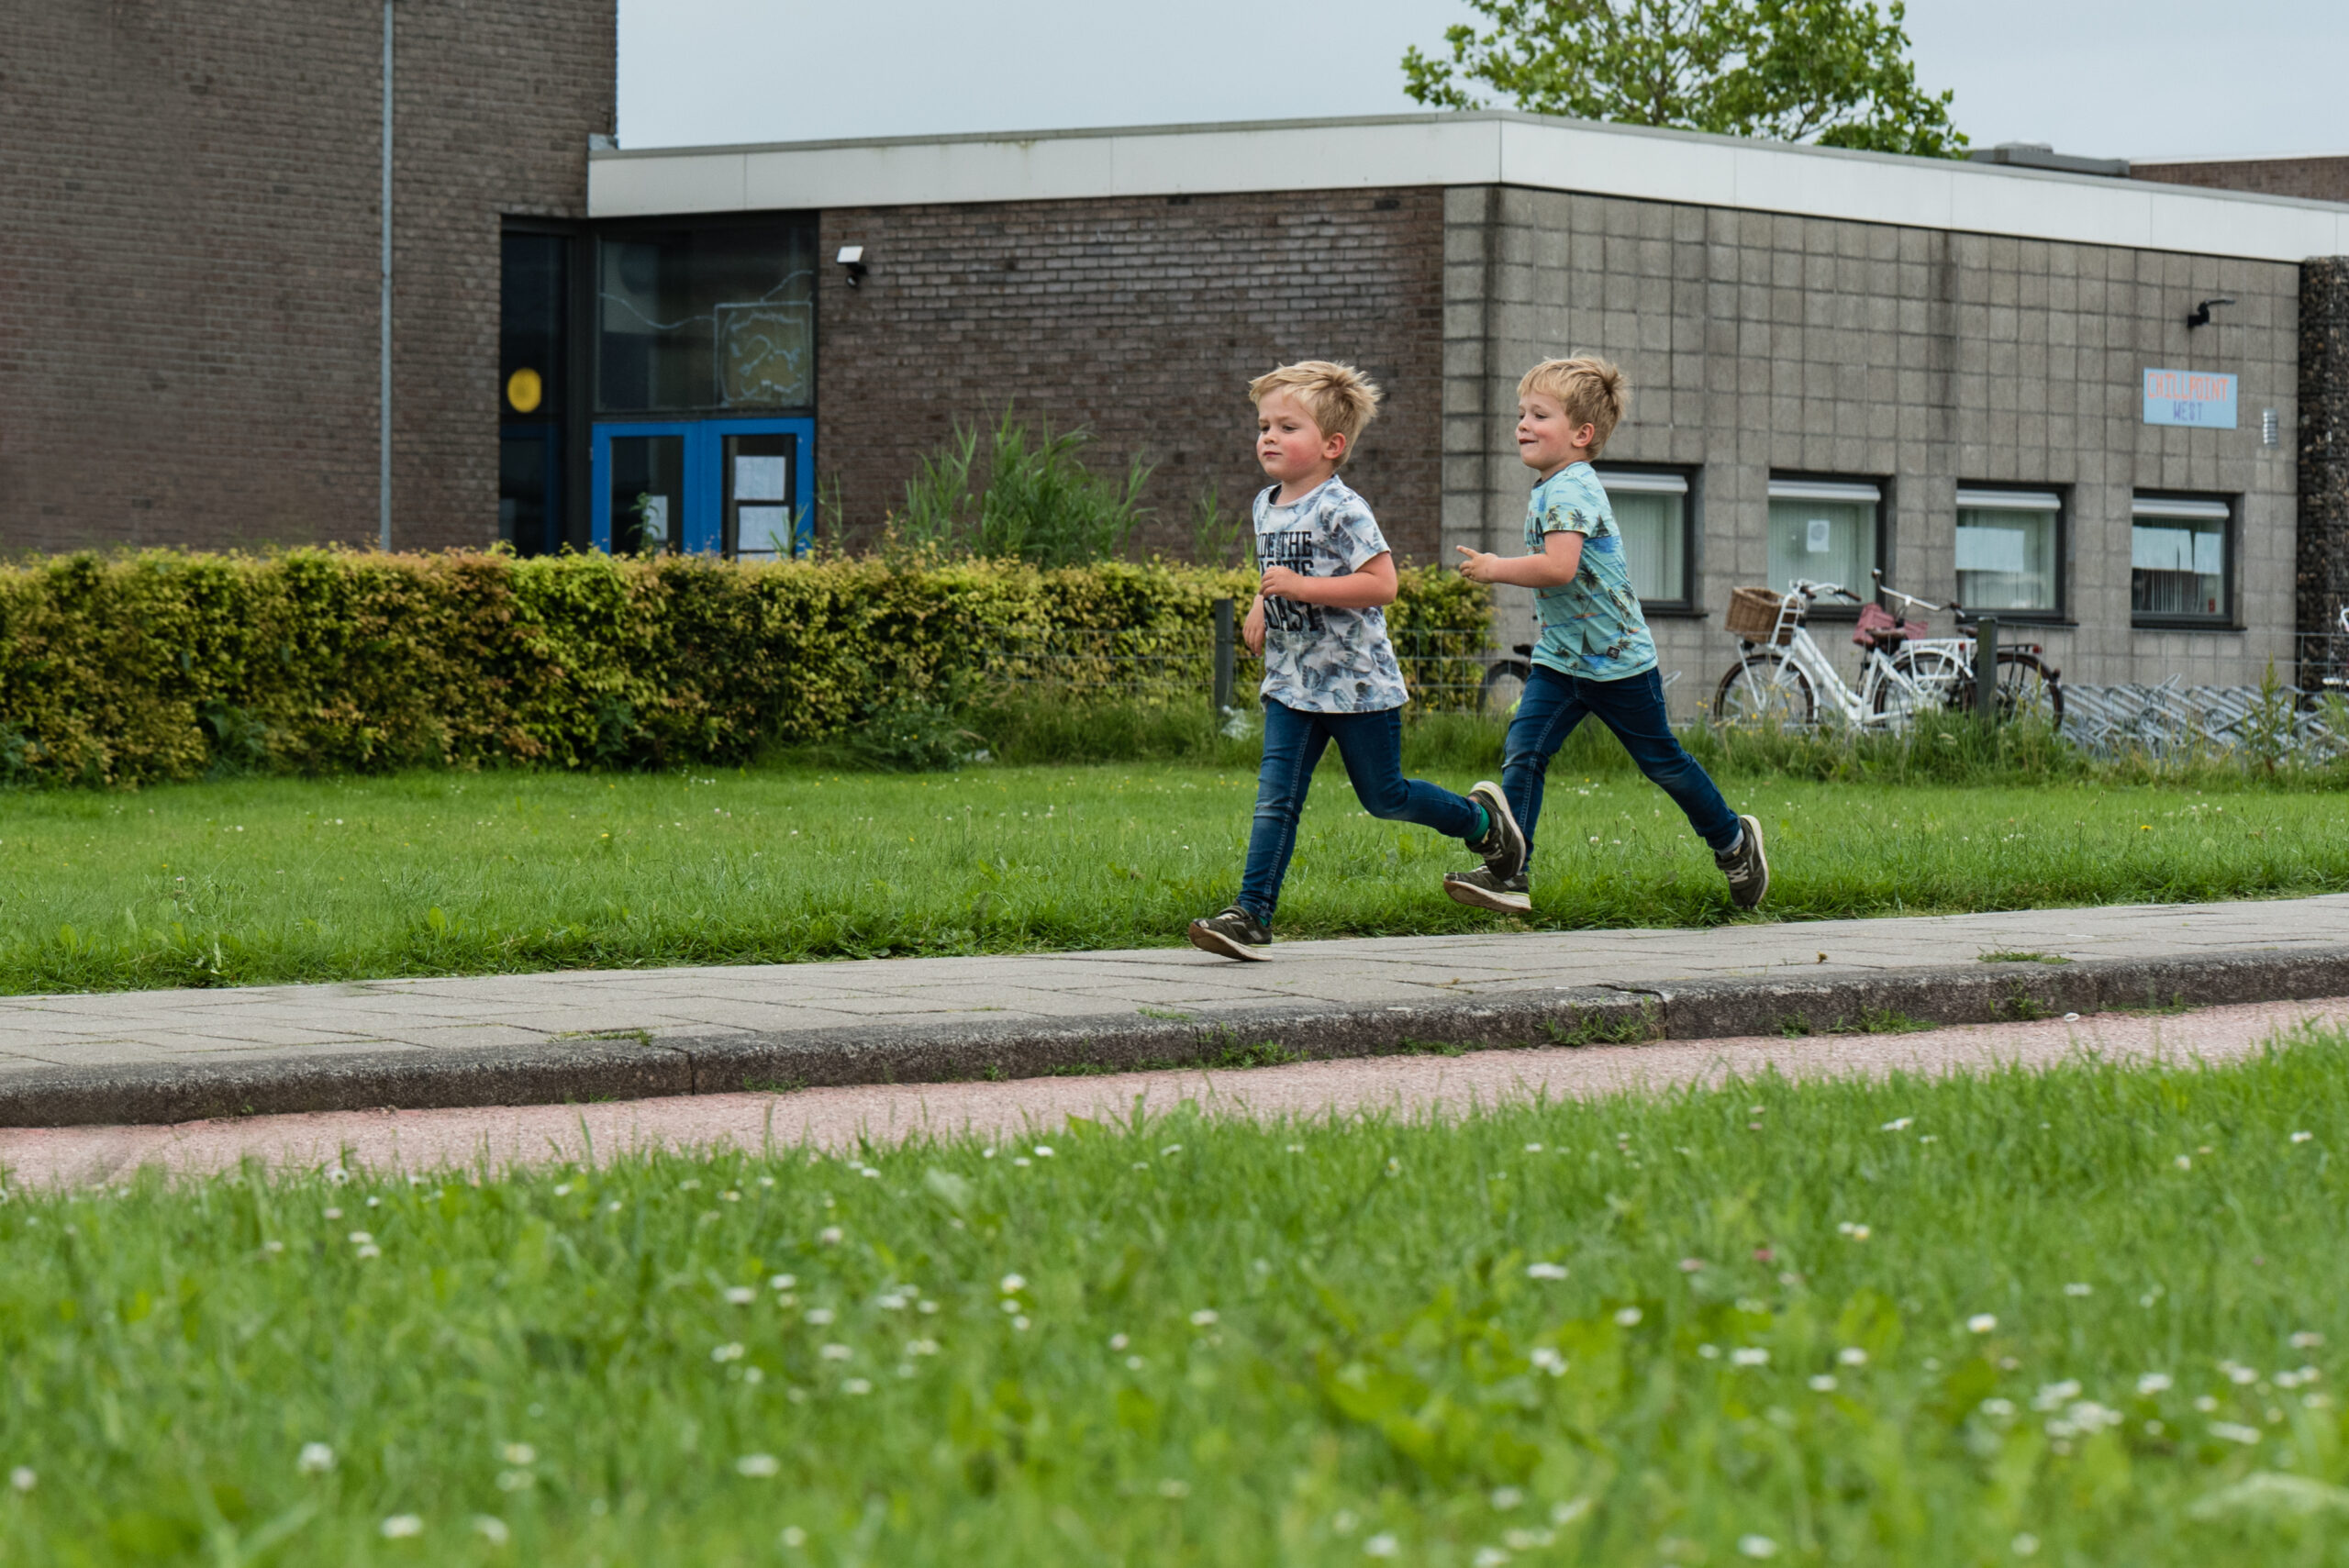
[
  {"x1": 0, "y1": 0, "x2": 615, "y2": 554},
  {"x1": 589, "y1": 116, "x2": 2349, "y2": 694},
  {"x1": 12, "y1": 41, "x2": 2349, "y2": 697},
  {"x1": 2134, "y1": 155, "x2": 2349, "y2": 206}
]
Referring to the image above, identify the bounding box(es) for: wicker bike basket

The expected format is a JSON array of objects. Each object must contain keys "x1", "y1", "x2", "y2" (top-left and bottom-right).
[{"x1": 1724, "y1": 585, "x2": 1796, "y2": 645}]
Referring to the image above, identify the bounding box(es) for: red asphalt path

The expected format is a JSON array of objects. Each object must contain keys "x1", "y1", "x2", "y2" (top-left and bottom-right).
[{"x1": 5, "y1": 997, "x2": 2344, "y2": 1189}]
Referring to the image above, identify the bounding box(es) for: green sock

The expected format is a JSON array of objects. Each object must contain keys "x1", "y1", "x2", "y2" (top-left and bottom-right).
[{"x1": 1473, "y1": 803, "x2": 1491, "y2": 841}]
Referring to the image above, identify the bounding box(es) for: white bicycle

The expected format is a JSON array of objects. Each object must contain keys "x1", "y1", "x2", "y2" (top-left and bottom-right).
[{"x1": 1712, "y1": 573, "x2": 2062, "y2": 731}]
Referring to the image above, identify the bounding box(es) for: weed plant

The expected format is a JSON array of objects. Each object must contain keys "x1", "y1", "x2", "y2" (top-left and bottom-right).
[
  {"x1": 4, "y1": 1036, "x2": 2348, "y2": 1563},
  {"x1": 897, "y1": 412, "x2": 1153, "y2": 567},
  {"x1": 6, "y1": 755, "x2": 2349, "y2": 994}
]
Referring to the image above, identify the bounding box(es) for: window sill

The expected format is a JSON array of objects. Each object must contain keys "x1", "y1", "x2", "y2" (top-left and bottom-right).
[
  {"x1": 1641, "y1": 604, "x2": 1706, "y2": 619},
  {"x1": 1966, "y1": 614, "x2": 2073, "y2": 628},
  {"x1": 2131, "y1": 619, "x2": 2243, "y2": 633}
]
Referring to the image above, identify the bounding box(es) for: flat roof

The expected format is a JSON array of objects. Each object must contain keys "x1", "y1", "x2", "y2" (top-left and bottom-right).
[{"x1": 590, "y1": 111, "x2": 2349, "y2": 264}]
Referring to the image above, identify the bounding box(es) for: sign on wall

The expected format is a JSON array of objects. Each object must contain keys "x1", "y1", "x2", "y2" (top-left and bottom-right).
[{"x1": 2143, "y1": 368, "x2": 2238, "y2": 428}]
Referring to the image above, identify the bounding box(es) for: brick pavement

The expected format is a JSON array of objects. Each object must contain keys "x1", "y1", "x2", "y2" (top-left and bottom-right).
[{"x1": 2, "y1": 894, "x2": 2346, "y2": 1127}]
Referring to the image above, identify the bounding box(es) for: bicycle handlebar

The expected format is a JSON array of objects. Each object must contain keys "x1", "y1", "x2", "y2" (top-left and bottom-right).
[
  {"x1": 1787, "y1": 579, "x2": 1860, "y2": 603},
  {"x1": 1867, "y1": 567, "x2": 1961, "y2": 616}
]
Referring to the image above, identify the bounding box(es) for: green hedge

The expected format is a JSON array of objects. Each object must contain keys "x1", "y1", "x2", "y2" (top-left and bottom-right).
[{"x1": 0, "y1": 550, "x2": 1491, "y2": 785}]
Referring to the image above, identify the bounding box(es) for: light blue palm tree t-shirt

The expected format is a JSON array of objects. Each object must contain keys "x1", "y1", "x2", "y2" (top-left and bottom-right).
[{"x1": 1526, "y1": 462, "x2": 1658, "y2": 682}]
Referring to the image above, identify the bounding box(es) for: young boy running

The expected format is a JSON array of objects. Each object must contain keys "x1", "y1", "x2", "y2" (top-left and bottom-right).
[
  {"x1": 1446, "y1": 357, "x2": 1768, "y2": 914},
  {"x1": 1186, "y1": 361, "x2": 1526, "y2": 962}
]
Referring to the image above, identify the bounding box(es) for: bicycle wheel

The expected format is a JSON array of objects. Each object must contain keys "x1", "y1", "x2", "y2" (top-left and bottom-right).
[
  {"x1": 1873, "y1": 645, "x2": 1965, "y2": 729},
  {"x1": 1993, "y1": 651, "x2": 2063, "y2": 728},
  {"x1": 1481, "y1": 660, "x2": 1531, "y2": 717},
  {"x1": 1948, "y1": 651, "x2": 2065, "y2": 728},
  {"x1": 1714, "y1": 652, "x2": 1816, "y2": 729}
]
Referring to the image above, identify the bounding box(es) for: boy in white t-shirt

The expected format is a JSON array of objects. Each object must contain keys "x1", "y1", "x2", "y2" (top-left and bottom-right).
[{"x1": 1186, "y1": 361, "x2": 1525, "y2": 961}]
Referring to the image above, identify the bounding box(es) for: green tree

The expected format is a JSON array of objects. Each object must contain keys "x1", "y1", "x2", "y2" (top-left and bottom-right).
[{"x1": 1402, "y1": 0, "x2": 1965, "y2": 158}]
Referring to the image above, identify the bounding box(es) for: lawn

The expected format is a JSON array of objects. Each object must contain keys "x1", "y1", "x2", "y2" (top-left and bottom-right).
[
  {"x1": 4, "y1": 1034, "x2": 2348, "y2": 1564},
  {"x1": 4, "y1": 759, "x2": 2348, "y2": 993}
]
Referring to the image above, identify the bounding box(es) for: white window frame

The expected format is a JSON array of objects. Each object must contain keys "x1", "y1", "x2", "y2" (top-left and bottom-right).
[
  {"x1": 1766, "y1": 477, "x2": 1883, "y2": 612},
  {"x1": 1593, "y1": 466, "x2": 1695, "y2": 612},
  {"x1": 1954, "y1": 486, "x2": 2064, "y2": 619},
  {"x1": 2129, "y1": 494, "x2": 2234, "y2": 628}
]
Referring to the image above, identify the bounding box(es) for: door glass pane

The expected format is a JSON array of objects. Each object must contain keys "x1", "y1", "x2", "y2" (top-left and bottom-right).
[
  {"x1": 609, "y1": 435, "x2": 685, "y2": 555},
  {"x1": 2132, "y1": 518, "x2": 2227, "y2": 617},
  {"x1": 499, "y1": 430, "x2": 551, "y2": 555},
  {"x1": 724, "y1": 432, "x2": 796, "y2": 559},
  {"x1": 1607, "y1": 490, "x2": 1685, "y2": 603},
  {"x1": 501, "y1": 233, "x2": 565, "y2": 424},
  {"x1": 1767, "y1": 497, "x2": 1874, "y2": 596},
  {"x1": 597, "y1": 221, "x2": 816, "y2": 414},
  {"x1": 1955, "y1": 506, "x2": 2058, "y2": 611}
]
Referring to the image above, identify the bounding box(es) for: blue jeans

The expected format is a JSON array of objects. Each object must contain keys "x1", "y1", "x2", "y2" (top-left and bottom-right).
[
  {"x1": 1237, "y1": 699, "x2": 1482, "y2": 924},
  {"x1": 1505, "y1": 664, "x2": 1742, "y2": 860}
]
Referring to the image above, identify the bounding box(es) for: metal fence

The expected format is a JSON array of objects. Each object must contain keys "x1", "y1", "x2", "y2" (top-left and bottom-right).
[
  {"x1": 2298, "y1": 628, "x2": 2349, "y2": 695},
  {"x1": 973, "y1": 626, "x2": 1496, "y2": 711},
  {"x1": 2057, "y1": 679, "x2": 2348, "y2": 762}
]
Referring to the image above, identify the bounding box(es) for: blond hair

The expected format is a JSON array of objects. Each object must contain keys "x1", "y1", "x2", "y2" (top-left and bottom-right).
[
  {"x1": 1518, "y1": 357, "x2": 1629, "y2": 457},
  {"x1": 1248, "y1": 360, "x2": 1382, "y2": 463}
]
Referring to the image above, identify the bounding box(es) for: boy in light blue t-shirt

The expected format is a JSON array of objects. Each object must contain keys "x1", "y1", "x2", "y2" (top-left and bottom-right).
[{"x1": 1448, "y1": 357, "x2": 1768, "y2": 914}]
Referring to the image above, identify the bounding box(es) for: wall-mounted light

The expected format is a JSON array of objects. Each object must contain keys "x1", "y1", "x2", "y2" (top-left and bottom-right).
[
  {"x1": 836, "y1": 245, "x2": 868, "y2": 288},
  {"x1": 2186, "y1": 295, "x2": 2235, "y2": 328}
]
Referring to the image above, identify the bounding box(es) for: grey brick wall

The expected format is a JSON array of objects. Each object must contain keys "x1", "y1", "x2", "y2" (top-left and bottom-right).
[
  {"x1": 816, "y1": 189, "x2": 1445, "y2": 564},
  {"x1": 0, "y1": 1, "x2": 613, "y2": 554},
  {"x1": 1444, "y1": 184, "x2": 2302, "y2": 700}
]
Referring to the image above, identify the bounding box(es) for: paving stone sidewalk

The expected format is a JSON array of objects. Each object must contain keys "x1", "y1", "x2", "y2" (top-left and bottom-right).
[{"x1": 5, "y1": 894, "x2": 2347, "y2": 1128}]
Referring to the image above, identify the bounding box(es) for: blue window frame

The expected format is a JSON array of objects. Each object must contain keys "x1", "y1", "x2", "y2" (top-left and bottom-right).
[{"x1": 591, "y1": 416, "x2": 816, "y2": 557}]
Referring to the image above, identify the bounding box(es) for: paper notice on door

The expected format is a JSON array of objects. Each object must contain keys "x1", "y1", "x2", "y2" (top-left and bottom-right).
[
  {"x1": 735, "y1": 455, "x2": 787, "y2": 502},
  {"x1": 737, "y1": 505, "x2": 790, "y2": 556},
  {"x1": 1806, "y1": 517, "x2": 1831, "y2": 553}
]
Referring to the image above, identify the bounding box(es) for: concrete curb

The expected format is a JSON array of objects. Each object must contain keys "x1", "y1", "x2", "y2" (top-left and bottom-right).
[{"x1": 2, "y1": 948, "x2": 2343, "y2": 1129}]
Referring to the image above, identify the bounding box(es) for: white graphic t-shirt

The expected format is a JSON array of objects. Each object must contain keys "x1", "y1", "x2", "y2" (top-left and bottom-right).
[{"x1": 1253, "y1": 475, "x2": 1409, "y2": 713}]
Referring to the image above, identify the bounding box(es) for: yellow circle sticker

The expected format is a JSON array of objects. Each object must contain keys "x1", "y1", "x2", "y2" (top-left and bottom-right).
[{"x1": 506, "y1": 367, "x2": 544, "y2": 414}]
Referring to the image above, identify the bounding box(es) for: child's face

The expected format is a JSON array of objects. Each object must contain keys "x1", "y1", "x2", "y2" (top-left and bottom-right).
[
  {"x1": 1256, "y1": 390, "x2": 1346, "y2": 484},
  {"x1": 1517, "y1": 394, "x2": 1597, "y2": 474}
]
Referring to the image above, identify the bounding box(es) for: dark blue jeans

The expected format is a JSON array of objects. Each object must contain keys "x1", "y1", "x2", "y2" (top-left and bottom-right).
[
  {"x1": 1237, "y1": 698, "x2": 1482, "y2": 924},
  {"x1": 1505, "y1": 664, "x2": 1742, "y2": 859}
]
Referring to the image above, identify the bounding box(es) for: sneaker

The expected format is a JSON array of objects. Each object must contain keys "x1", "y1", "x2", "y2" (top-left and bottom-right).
[
  {"x1": 1187, "y1": 906, "x2": 1271, "y2": 962},
  {"x1": 1464, "y1": 781, "x2": 1527, "y2": 881},
  {"x1": 1443, "y1": 864, "x2": 1531, "y2": 914},
  {"x1": 1716, "y1": 813, "x2": 1769, "y2": 910}
]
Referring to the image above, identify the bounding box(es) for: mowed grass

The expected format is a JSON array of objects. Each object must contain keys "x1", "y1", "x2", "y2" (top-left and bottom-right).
[
  {"x1": 5, "y1": 761, "x2": 2349, "y2": 992},
  {"x1": 6, "y1": 1037, "x2": 2349, "y2": 1564}
]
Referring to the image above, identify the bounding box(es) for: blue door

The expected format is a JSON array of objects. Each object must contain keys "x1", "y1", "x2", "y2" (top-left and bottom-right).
[{"x1": 591, "y1": 417, "x2": 816, "y2": 557}]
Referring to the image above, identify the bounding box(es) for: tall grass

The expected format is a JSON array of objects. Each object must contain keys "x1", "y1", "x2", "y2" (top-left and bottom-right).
[
  {"x1": 897, "y1": 411, "x2": 1154, "y2": 567},
  {"x1": 4, "y1": 1035, "x2": 2348, "y2": 1563}
]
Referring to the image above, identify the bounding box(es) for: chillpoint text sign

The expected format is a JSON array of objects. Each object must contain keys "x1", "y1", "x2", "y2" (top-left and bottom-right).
[{"x1": 2143, "y1": 368, "x2": 2239, "y2": 428}]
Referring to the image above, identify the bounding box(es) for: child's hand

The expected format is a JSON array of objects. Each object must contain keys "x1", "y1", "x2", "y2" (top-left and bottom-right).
[
  {"x1": 1259, "y1": 564, "x2": 1311, "y2": 601},
  {"x1": 1455, "y1": 546, "x2": 1501, "y2": 583},
  {"x1": 1242, "y1": 595, "x2": 1265, "y2": 654}
]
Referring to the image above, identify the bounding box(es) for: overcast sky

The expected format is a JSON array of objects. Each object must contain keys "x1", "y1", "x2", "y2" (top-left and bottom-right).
[{"x1": 618, "y1": 0, "x2": 2345, "y2": 162}]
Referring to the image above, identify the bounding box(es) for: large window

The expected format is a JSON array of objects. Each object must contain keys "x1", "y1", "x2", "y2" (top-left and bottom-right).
[
  {"x1": 2131, "y1": 495, "x2": 2233, "y2": 625},
  {"x1": 1594, "y1": 467, "x2": 1692, "y2": 609},
  {"x1": 1954, "y1": 488, "x2": 2062, "y2": 615},
  {"x1": 499, "y1": 230, "x2": 568, "y2": 556},
  {"x1": 596, "y1": 219, "x2": 816, "y2": 414},
  {"x1": 1767, "y1": 478, "x2": 1880, "y2": 601}
]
